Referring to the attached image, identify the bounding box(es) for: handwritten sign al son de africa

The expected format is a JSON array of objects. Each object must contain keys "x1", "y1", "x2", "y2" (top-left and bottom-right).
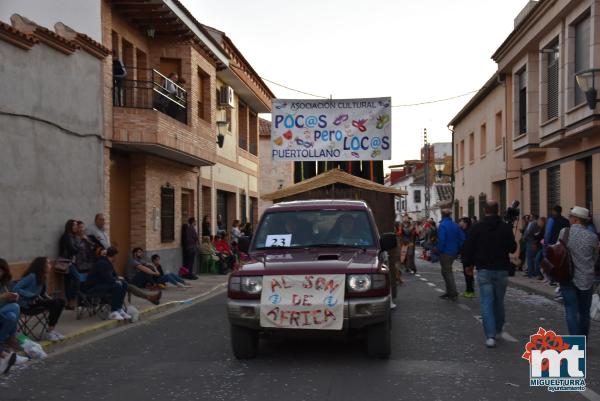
[{"x1": 260, "y1": 274, "x2": 345, "y2": 330}]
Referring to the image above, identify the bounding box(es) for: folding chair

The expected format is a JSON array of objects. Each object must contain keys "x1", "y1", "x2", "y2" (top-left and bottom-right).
[{"x1": 18, "y1": 305, "x2": 50, "y2": 341}]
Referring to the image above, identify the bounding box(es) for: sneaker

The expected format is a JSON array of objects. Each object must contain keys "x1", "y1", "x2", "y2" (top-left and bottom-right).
[
  {"x1": 118, "y1": 309, "x2": 132, "y2": 320},
  {"x1": 485, "y1": 338, "x2": 496, "y2": 348},
  {"x1": 43, "y1": 331, "x2": 62, "y2": 342},
  {"x1": 0, "y1": 352, "x2": 16, "y2": 374},
  {"x1": 14, "y1": 354, "x2": 29, "y2": 366},
  {"x1": 462, "y1": 291, "x2": 475, "y2": 298},
  {"x1": 439, "y1": 293, "x2": 450, "y2": 299},
  {"x1": 52, "y1": 331, "x2": 65, "y2": 340},
  {"x1": 108, "y1": 311, "x2": 124, "y2": 321}
]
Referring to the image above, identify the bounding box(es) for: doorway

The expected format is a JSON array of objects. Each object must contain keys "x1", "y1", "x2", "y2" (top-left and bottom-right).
[
  {"x1": 181, "y1": 189, "x2": 194, "y2": 225},
  {"x1": 109, "y1": 151, "x2": 131, "y2": 274}
]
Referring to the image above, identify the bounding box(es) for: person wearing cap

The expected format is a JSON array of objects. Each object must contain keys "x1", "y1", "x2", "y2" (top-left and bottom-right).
[{"x1": 558, "y1": 206, "x2": 599, "y2": 336}]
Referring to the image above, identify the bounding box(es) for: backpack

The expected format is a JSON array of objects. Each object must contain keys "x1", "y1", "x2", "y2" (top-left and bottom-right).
[{"x1": 540, "y1": 228, "x2": 573, "y2": 282}]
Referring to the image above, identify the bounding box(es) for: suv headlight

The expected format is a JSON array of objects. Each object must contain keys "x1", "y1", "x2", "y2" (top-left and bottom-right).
[
  {"x1": 347, "y1": 274, "x2": 372, "y2": 292},
  {"x1": 241, "y1": 276, "x2": 263, "y2": 294}
]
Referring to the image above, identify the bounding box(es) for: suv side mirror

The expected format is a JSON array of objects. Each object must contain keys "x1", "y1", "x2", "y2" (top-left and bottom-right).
[{"x1": 380, "y1": 232, "x2": 397, "y2": 252}]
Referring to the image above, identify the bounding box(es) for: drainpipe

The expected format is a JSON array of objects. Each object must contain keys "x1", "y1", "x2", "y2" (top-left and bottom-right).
[{"x1": 447, "y1": 124, "x2": 455, "y2": 214}]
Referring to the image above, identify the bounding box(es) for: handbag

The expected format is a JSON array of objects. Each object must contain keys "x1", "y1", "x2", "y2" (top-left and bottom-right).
[
  {"x1": 52, "y1": 258, "x2": 72, "y2": 275},
  {"x1": 540, "y1": 228, "x2": 573, "y2": 282}
]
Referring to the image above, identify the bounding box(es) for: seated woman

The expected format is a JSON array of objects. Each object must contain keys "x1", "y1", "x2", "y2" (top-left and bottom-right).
[
  {"x1": 213, "y1": 231, "x2": 235, "y2": 274},
  {"x1": 59, "y1": 219, "x2": 85, "y2": 309},
  {"x1": 82, "y1": 247, "x2": 130, "y2": 321},
  {"x1": 150, "y1": 255, "x2": 190, "y2": 288},
  {"x1": 13, "y1": 257, "x2": 65, "y2": 342},
  {"x1": 0, "y1": 259, "x2": 20, "y2": 351}
]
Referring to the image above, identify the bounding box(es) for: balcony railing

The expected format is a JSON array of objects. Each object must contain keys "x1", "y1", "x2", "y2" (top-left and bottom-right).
[{"x1": 113, "y1": 68, "x2": 187, "y2": 124}]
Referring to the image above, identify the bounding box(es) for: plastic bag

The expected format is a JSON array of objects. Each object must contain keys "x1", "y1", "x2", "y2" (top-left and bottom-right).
[
  {"x1": 17, "y1": 333, "x2": 47, "y2": 359},
  {"x1": 126, "y1": 305, "x2": 140, "y2": 322},
  {"x1": 591, "y1": 293, "x2": 600, "y2": 322}
]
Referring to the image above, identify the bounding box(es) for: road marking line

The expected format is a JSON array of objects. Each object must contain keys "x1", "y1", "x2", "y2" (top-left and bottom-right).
[
  {"x1": 419, "y1": 278, "x2": 428, "y2": 282},
  {"x1": 474, "y1": 315, "x2": 482, "y2": 322},
  {"x1": 427, "y1": 282, "x2": 436, "y2": 287},
  {"x1": 435, "y1": 288, "x2": 445, "y2": 293},
  {"x1": 580, "y1": 388, "x2": 600, "y2": 401},
  {"x1": 500, "y1": 331, "x2": 518, "y2": 342},
  {"x1": 415, "y1": 274, "x2": 421, "y2": 277},
  {"x1": 458, "y1": 304, "x2": 471, "y2": 311}
]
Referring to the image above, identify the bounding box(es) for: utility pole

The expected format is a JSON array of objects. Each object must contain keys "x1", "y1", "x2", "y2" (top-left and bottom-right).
[{"x1": 423, "y1": 128, "x2": 430, "y2": 219}]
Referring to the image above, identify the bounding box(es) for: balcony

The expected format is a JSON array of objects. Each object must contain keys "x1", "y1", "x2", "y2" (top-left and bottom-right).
[
  {"x1": 112, "y1": 68, "x2": 216, "y2": 167},
  {"x1": 113, "y1": 68, "x2": 187, "y2": 124}
]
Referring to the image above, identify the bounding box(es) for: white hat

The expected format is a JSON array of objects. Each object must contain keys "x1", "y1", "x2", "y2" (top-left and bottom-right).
[{"x1": 569, "y1": 206, "x2": 590, "y2": 220}]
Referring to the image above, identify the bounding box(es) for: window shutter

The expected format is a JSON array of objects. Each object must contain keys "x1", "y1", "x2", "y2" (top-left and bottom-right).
[{"x1": 161, "y1": 186, "x2": 175, "y2": 242}]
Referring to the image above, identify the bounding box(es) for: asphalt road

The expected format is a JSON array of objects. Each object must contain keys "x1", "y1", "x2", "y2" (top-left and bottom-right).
[{"x1": 1, "y1": 260, "x2": 598, "y2": 401}]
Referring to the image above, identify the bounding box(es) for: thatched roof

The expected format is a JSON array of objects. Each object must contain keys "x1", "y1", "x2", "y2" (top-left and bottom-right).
[{"x1": 262, "y1": 169, "x2": 407, "y2": 201}]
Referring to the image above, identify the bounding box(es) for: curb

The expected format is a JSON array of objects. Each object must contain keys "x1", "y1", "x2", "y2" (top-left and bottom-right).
[
  {"x1": 507, "y1": 278, "x2": 557, "y2": 302},
  {"x1": 37, "y1": 282, "x2": 228, "y2": 353}
]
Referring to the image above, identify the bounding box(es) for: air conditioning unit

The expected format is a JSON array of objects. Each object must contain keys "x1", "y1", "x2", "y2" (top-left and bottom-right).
[{"x1": 219, "y1": 85, "x2": 235, "y2": 108}]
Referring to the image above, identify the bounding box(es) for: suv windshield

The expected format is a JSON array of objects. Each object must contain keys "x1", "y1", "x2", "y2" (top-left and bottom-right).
[{"x1": 253, "y1": 209, "x2": 375, "y2": 249}]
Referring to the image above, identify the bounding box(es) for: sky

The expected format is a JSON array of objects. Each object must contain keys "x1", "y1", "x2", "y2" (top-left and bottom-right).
[{"x1": 182, "y1": 0, "x2": 528, "y2": 170}]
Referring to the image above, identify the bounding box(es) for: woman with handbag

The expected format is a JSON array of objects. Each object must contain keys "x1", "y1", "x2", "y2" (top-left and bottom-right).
[
  {"x1": 13, "y1": 257, "x2": 65, "y2": 342},
  {"x1": 59, "y1": 219, "x2": 84, "y2": 309}
]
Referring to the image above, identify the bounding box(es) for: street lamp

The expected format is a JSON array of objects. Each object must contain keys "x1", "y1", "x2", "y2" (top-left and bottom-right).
[
  {"x1": 575, "y1": 68, "x2": 600, "y2": 109},
  {"x1": 216, "y1": 120, "x2": 228, "y2": 148},
  {"x1": 434, "y1": 160, "x2": 450, "y2": 181}
]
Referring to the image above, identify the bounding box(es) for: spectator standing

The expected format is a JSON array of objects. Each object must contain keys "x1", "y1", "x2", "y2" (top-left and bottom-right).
[
  {"x1": 75, "y1": 221, "x2": 96, "y2": 273},
  {"x1": 112, "y1": 51, "x2": 127, "y2": 106},
  {"x1": 399, "y1": 217, "x2": 417, "y2": 273},
  {"x1": 83, "y1": 247, "x2": 130, "y2": 321},
  {"x1": 231, "y1": 220, "x2": 242, "y2": 245},
  {"x1": 0, "y1": 259, "x2": 20, "y2": 351},
  {"x1": 59, "y1": 219, "x2": 83, "y2": 309},
  {"x1": 458, "y1": 217, "x2": 475, "y2": 298},
  {"x1": 242, "y1": 222, "x2": 253, "y2": 239},
  {"x1": 523, "y1": 214, "x2": 540, "y2": 278},
  {"x1": 87, "y1": 213, "x2": 110, "y2": 251},
  {"x1": 558, "y1": 206, "x2": 599, "y2": 336},
  {"x1": 217, "y1": 214, "x2": 224, "y2": 231},
  {"x1": 463, "y1": 201, "x2": 517, "y2": 348},
  {"x1": 201, "y1": 215, "x2": 211, "y2": 238},
  {"x1": 182, "y1": 217, "x2": 199, "y2": 278},
  {"x1": 435, "y1": 209, "x2": 465, "y2": 301},
  {"x1": 533, "y1": 216, "x2": 546, "y2": 280},
  {"x1": 544, "y1": 205, "x2": 570, "y2": 247},
  {"x1": 13, "y1": 257, "x2": 66, "y2": 342}
]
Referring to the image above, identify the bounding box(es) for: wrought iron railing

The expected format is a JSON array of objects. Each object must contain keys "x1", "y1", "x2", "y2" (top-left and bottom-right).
[{"x1": 113, "y1": 67, "x2": 187, "y2": 124}]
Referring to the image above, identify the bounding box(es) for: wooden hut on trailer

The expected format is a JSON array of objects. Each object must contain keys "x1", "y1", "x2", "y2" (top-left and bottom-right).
[{"x1": 261, "y1": 169, "x2": 407, "y2": 235}]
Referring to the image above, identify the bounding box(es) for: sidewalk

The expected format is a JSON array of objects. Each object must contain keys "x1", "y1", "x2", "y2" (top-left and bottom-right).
[{"x1": 34, "y1": 274, "x2": 228, "y2": 352}]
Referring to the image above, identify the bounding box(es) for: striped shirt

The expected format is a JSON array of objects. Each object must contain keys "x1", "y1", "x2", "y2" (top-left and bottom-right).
[{"x1": 559, "y1": 224, "x2": 599, "y2": 290}]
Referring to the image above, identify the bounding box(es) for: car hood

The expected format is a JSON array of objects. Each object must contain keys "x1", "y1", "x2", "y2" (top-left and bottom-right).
[{"x1": 239, "y1": 248, "x2": 380, "y2": 275}]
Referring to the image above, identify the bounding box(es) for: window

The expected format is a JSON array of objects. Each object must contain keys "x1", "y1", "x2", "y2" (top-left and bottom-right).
[
  {"x1": 414, "y1": 190, "x2": 421, "y2": 203},
  {"x1": 546, "y1": 41, "x2": 559, "y2": 119},
  {"x1": 249, "y1": 112, "x2": 258, "y2": 155},
  {"x1": 197, "y1": 67, "x2": 210, "y2": 122},
  {"x1": 530, "y1": 171, "x2": 540, "y2": 217},
  {"x1": 574, "y1": 14, "x2": 591, "y2": 106},
  {"x1": 547, "y1": 166, "x2": 561, "y2": 212},
  {"x1": 455, "y1": 144, "x2": 459, "y2": 169},
  {"x1": 469, "y1": 132, "x2": 475, "y2": 162},
  {"x1": 453, "y1": 200, "x2": 460, "y2": 221},
  {"x1": 584, "y1": 157, "x2": 593, "y2": 212},
  {"x1": 238, "y1": 103, "x2": 248, "y2": 150},
  {"x1": 468, "y1": 196, "x2": 475, "y2": 218},
  {"x1": 495, "y1": 111, "x2": 503, "y2": 147},
  {"x1": 480, "y1": 124, "x2": 487, "y2": 156},
  {"x1": 517, "y1": 68, "x2": 527, "y2": 135},
  {"x1": 478, "y1": 193, "x2": 487, "y2": 219},
  {"x1": 459, "y1": 140, "x2": 465, "y2": 167},
  {"x1": 240, "y1": 195, "x2": 247, "y2": 224},
  {"x1": 160, "y1": 186, "x2": 175, "y2": 243}
]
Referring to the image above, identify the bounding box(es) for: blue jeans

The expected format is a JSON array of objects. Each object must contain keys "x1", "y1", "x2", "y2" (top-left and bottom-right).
[
  {"x1": 0, "y1": 303, "x2": 20, "y2": 343},
  {"x1": 534, "y1": 249, "x2": 543, "y2": 277},
  {"x1": 477, "y1": 269, "x2": 508, "y2": 339},
  {"x1": 157, "y1": 273, "x2": 185, "y2": 286},
  {"x1": 560, "y1": 283, "x2": 593, "y2": 336},
  {"x1": 85, "y1": 281, "x2": 128, "y2": 312},
  {"x1": 64, "y1": 264, "x2": 87, "y2": 301}
]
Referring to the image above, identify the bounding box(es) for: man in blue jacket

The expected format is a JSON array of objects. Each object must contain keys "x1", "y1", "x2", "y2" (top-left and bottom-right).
[{"x1": 436, "y1": 209, "x2": 465, "y2": 301}]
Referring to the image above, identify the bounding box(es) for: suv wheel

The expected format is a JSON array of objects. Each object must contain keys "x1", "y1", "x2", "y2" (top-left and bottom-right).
[
  {"x1": 367, "y1": 317, "x2": 391, "y2": 359},
  {"x1": 230, "y1": 325, "x2": 259, "y2": 359}
]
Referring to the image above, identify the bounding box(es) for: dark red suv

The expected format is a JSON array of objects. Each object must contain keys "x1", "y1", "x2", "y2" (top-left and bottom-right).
[{"x1": 227, "y1": 200, "x2": 397, "y2": 359}]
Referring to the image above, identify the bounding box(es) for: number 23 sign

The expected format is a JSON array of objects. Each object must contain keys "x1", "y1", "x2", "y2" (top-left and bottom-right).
[{"x1": 265, "y1": 234, "x2": 292, "y2": 247}]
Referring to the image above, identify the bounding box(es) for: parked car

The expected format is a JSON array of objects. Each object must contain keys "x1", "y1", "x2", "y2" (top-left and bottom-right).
[{"x1": 227, "y1": 200, "x2": 397, "y2": 359}]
